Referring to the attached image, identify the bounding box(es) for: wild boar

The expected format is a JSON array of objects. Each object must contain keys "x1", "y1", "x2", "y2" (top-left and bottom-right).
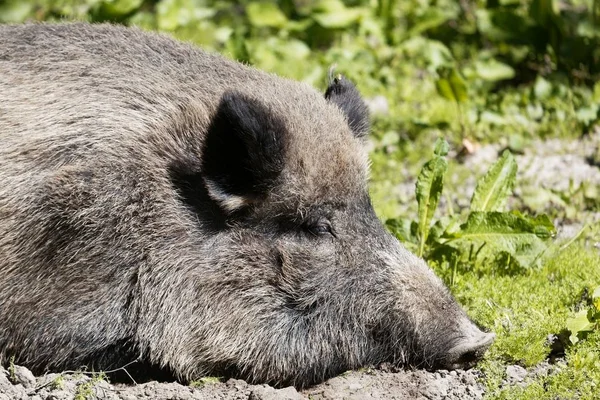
[{"x1": 0, "y1": 23, "x2": 494, "y2": 388}]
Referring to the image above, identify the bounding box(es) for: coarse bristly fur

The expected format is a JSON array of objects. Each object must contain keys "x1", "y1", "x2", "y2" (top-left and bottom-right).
[{"x1": 0, "y1": 22, "x2": 495, "y2": 388}]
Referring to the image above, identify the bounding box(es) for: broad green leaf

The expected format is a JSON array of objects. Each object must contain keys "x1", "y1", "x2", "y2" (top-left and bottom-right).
[
  {"x1": 576, "y1": 106, "x2": 599, "y2": 125},
  {"x1": 480, "y1": 111, "x2": 508, "y2": 125},
  {"x1": 386, "y1": 218, "x2": 418, "y2": 245},
  {"x1": 416, "y1": 142, "x2": 448, "y2": 257},
  {"x1": 507, "y1": 134, "x2": 526, "y2": 154},
  {"x1": 470, "y1": 150, "x2": 517, "y2": 212},
  {"x1": 576, "y1": 20, "x2": 600, "y2": 39},
  {"x1": 156, "y1": 0, "x2": 183, "y2": 31},
  {"x1": 293, "y1": 0, "x2": 313, "y2": 16},
  {"x1": 594, "y1": 82, "x2": 600, "y2": 103},
  {"x1": 448, "y1": 69, "x2": 468, "y2": 103},
  {"x1": 0, "y1": 0, "x2": 34, "y2": 23},
  {"x1": 593, "y1": 286, "x2": 600, "y2": 311},
  {"x1": 567, "y1": 310, "x2": 595, "y2": 345},
  {"x1": 98, "y1": 0, "x2": 143, "y2": 17},
  {"x1": 214, "y1": 26, "x2": 234, "y2": 44},
  {"x1": 435, "y1": 77, "x2": 455, "y2": 102},
  {"x1": 442, "y1": 211, "x2": 556, "y2": 268},
  {"x1": 399, "y1": 37, "x2": 453, "y2": 70},
  {"x1": 312, "y1": 0, "x2": 347, "y2": 13},
  {"x1": 246, "y1": 3, "x2": 288, "y2": 28},
  {"x1": 474, "y1": 59, "x2": 515, "y2": 82},
  {"x1": 285, "y1": 19, "x2": 314, "y2": 32},
  {"x1": 312, "y1": 0, "x2": 363, "y2": 29},
  {"x1": 128, "y1": 11, "x2": 156, "y2": 30},
  {"x1": 275, "y1": 39, "x2": 311, "y2": 60},
  {"x1": 313, "y1": 10, "x2": 362, "y2": 28},
  {"x1": 433, "y1": 137, "x2": 449, "y2": 156},
  {"x1": 428, "y1": 216, "x2": 458, "y2": 244},
  {"x1": 407, "y1": 8, "x2": 457, "y2": 36},
  {"x1": 436, "y1": 67, "x2": 467, "y2": 104},
  {"x1": 475, "y1": 9, "x2": 529, "y2": 41},
  {"x1": 533, "y1": 76, "x2": 553, "y2": 100},
  {"x1": 157, "y1": 0, "x2": 216, "y2": 31}
]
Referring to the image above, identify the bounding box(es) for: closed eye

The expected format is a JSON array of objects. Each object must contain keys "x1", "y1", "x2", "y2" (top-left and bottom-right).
[{"x1": 306, "y1": 220, "x2": 336, "y2": 238}]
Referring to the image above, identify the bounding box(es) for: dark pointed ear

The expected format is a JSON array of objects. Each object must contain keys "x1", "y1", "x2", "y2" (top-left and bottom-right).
[
  {"x1": 201, "y1": 91, "x2": 286, "y2": 213},
  {"x1": 324, "y1": 73, "x2": 370, "y2": 138}
]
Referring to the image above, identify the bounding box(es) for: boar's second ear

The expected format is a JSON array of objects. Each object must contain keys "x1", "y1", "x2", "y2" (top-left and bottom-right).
[
  {"x1": 201, "y1": 91, "x2": 286, "y2": 214},
  {"x1": 325, "y1": 74, "x2": 370, "y2": 138}
]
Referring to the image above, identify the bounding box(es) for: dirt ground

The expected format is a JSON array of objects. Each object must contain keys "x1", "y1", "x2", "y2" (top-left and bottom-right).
[
  {"x1": 1, "y1": 131, "x2": 598, "y2": 400},
  {"x1": 0, "y1": 359, "x2": 565, "y2": 400},
  {"x1": 0, "y1": 362, "x2": 548, "y2": 400}
]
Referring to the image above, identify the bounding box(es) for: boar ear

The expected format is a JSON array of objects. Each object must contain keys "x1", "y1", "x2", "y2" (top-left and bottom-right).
[
  {"x1": 201, "y1": 91, "x2": 286, "y2": 214},
  {"x1": 324, "y1": 72, "x2": 370, "y2": 138}
]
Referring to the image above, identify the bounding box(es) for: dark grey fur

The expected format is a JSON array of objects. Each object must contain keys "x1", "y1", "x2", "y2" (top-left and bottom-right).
[{"x1": 0, "y1": 23, "x2": 494, "y2": 388}]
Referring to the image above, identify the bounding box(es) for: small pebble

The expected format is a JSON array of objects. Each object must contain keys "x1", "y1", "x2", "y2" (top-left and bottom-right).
[
  {"x1": 506, "y1": 365, "x2": 527, "y2": 383},
  {"x1": 12, "y1": 365, "x2": 36, "y2": 388}
]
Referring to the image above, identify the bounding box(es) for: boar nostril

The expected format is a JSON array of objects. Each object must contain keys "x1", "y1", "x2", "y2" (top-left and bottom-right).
[
  {"x1": 455, "y1": 350, "x2": 478, "y2": 368},
  {"x1": 445, "y1": 331, "x2": 495, "y2": 370}
]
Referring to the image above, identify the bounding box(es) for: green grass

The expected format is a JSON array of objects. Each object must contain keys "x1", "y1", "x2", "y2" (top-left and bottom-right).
[
  {"x1": 452, "y1": 245, "x2": 600, "y2": 399},
  {"x1": 457, "y1": 245, "x2": 599, "y2": 363},
  {"x1": 485, "y1": 330, "x2": 600, "y2": 399},
  {"x1": 74, "y1": 372, "x2": 107, "y2": 400},
  {"x1": 189, "y1": 376, "x2": 222, "y2": 388}
]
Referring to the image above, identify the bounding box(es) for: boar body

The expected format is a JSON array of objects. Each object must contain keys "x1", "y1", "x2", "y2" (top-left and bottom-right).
[{"x1": 0, "y1": 23, "x2": 493, "y2": 387}]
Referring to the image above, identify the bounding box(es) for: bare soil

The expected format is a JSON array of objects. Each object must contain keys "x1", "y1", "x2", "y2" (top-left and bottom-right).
[
  {"x1": 0, "y1": 364, "x2": 489, "y2": 400},
  {"x1": 0, "y1": 360, "x2": 565, "y2": 399}
]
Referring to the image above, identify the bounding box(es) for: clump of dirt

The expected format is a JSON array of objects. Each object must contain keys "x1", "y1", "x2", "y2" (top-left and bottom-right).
[{"x1": 304, "y1": 367, "x2": 487, "y2": 400}]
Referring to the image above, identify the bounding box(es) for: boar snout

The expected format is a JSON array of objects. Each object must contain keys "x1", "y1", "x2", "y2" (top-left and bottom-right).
[
  {"x1": 442, "y1": 328, "x2": 495, "y2": 370},
  {"x1": 379, "y1": 239, "x2": 495, "y2": 372}
]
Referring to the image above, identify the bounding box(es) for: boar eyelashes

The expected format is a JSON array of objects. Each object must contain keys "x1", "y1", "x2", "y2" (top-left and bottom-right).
[
  {"x1": 201, "y1": 91, "x2": 287, "y2": 213},
  {"x1": 305, "y1": 219, "x2": 336, "y2": 238},
  {"x1": 324, "y1": 74, "x2": 370, "y2": 138},
  {"x1": 273, "y1": 214, "x2": 336, "y2": 239}
]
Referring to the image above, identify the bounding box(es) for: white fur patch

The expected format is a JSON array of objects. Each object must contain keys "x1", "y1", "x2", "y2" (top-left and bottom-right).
[{"x1": 204, "y1": 178, "x2": 249, "y2": 214}]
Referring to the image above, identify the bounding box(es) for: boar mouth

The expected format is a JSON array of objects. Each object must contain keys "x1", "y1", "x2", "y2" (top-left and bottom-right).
[{"x1": 440, "y1": 331, "x2": 495, "y2": 370}]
